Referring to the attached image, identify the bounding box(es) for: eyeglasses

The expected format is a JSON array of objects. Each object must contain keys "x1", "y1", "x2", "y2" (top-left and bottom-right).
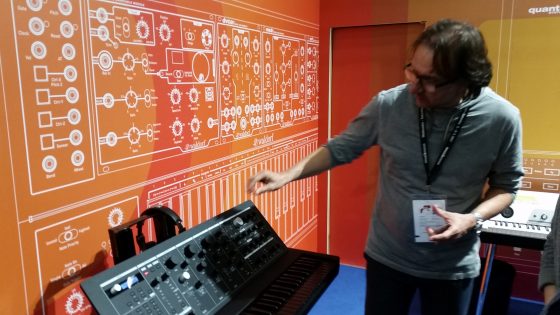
[{"x1": 403, "y1": 63, "x2": 455, "y2": 93}]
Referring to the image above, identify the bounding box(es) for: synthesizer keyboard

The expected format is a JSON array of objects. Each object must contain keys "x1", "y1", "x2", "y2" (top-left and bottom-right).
[
  {"x1": 480, "y1": 190, "x2": 558, "y2": 249},
  {"x1": 81, "y1": 200, "x2": 339, "y2": 315},
  {"x1": 481, "y1": 220, "x2": 550, "y2": 240}
]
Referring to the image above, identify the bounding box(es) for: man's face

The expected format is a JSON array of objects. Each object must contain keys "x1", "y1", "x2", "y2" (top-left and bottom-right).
[{"x1": 406, "y1": 44, "x2": 465, "y2": 109}]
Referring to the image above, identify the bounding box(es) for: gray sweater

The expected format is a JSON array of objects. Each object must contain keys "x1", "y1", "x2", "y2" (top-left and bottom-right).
[
  {"x1": 539, "y1": 198, "x2": 560, "y2": 291},
  {"x1": 326, "y1": 84, "x2": 524, "y2": 280}
]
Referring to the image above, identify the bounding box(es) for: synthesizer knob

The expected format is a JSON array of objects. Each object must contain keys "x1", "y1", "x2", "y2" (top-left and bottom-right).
[
  {"x1": 150, "y1": 278, "x2": 159, "y2": 287},
  {"x1": 151, "y1": 273, "x2": 167, "y2": 287},
  {"x1": 233, "y1": 217, "x2": 244, "y2": 227},
  {"x1": 196, "y1": 261, "x2": 208, "y2": 272},
  {"x1": 541, "y1": 214, "x2": 548, "y2": 221},
  {"x1": 178, "y1": 271, "x2": 191, "y2": 283},
  {"x1": 194, "y1": 280, "x2": 203, "y2": 290},
  {"x1": 184, "y1": 245, "x2": 196, "y2": 258},
  {"x1": 165, "y1": 256, "x2": 179, "y2": 269},
  {"x1": 109, "y1": 283, "x2": 122, "y2": 295},
  {"x1": 201, "y1": 237, "x2": 214, "y2": 249},
  {"x1": 180, "y1": 260, "x2": 188, "y2": 269},
  {"x1": 500, "y1": 207, "x2": 514, "y2": 219}
]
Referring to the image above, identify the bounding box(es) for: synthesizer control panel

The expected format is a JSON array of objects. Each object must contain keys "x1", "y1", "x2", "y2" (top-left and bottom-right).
[{"x1": 81, "y1": 200, "x2": 288, "y2": 314}]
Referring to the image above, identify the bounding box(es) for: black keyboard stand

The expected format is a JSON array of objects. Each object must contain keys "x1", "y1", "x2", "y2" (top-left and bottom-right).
[{"x1": 474, "y1": 232, "x2": 545, "y2": 315}]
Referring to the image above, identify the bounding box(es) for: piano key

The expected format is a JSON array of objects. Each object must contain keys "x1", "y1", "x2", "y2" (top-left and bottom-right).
[
  {"x1": 274, "y1": 278, "x2": 299, "y2": 289},
  {"x1": 277, "y1": 274, "x2": 304, "y2": 285},
  {"x1": 261, "y1": 293, "x2": 287, "y2": 303},
  {"x1": 248, "y1": 303, "x2": 277, "y2": 313},
  {"x1": 270, "y1": 284, "x2": 295, "y2": 294},
  {"x1": 243, "y1": 309, "x2": 272, "y2": 315},
  {"x1": 254, "y1": 299, "x2": 281, "y2": 311}
]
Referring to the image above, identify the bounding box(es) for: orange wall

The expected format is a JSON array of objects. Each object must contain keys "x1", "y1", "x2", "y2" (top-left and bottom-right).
[{"x1": 0, "y1": 1, "x2": 319, "y2": 314}]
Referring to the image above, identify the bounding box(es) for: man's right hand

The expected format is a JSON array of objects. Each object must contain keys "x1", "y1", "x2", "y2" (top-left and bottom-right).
[
  {"x1": 246, "y1": 171, "x2": 291, "y2": 195},
  {"x1": 246, "y1": 146, "x2": 332, "y2": 195}
]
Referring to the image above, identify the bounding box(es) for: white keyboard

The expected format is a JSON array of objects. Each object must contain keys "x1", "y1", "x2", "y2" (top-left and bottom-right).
[{"x1": 481, "y1": 220, "x2": 550, "y2": 240}]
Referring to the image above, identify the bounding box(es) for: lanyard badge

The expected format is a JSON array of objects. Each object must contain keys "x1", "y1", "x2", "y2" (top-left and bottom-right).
[{"x1": 412, "y1": 194, "x2": 446, "y2": 242}]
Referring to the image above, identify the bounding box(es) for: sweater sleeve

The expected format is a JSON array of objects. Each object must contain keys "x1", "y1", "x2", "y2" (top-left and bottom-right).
[
  {"x1": 325, "y1": 95, "x2": 381, "y2": 167},
  {"x1": 539, "y1": 198, "x2": 559, "y2": 291},
  {"x1": 487, "y1": 107, "x2": 524, "y2": 193}
]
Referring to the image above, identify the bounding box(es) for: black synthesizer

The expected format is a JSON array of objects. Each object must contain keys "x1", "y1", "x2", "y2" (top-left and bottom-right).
[{"x1": 81, "y1": 200, "x2": 339, "y2": 315}]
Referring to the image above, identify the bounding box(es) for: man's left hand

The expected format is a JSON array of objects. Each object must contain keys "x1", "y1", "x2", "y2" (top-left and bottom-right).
[{"x1": 427, "y1": 205, "x2": 476, "y2": 242}]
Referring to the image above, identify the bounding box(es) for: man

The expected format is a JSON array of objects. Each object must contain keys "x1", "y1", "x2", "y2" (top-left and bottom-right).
[
  {"x1": 247, "y1": 19, "x2": 523, "y2": 315},
  {"x1": 539, "y1": 198, "x2": 560, "y2": 315}
]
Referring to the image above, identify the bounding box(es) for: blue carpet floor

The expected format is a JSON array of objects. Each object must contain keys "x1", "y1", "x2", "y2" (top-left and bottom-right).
[
  {"x1": 309, "y1": 265, "x2": 544, "y2": 315},
  {"x1": 309, "y1": 265, "x2": 366, "y2": 315}
]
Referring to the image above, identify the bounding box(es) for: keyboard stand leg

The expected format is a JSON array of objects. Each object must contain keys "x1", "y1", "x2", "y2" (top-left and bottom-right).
[{"x1": 475, "y1": 243, "x2": 496, "y2": 315}]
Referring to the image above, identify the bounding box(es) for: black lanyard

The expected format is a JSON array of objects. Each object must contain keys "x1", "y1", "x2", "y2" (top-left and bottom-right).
[{"x1": 418, "y1": 107, "x2": 470, "y2": 188}]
